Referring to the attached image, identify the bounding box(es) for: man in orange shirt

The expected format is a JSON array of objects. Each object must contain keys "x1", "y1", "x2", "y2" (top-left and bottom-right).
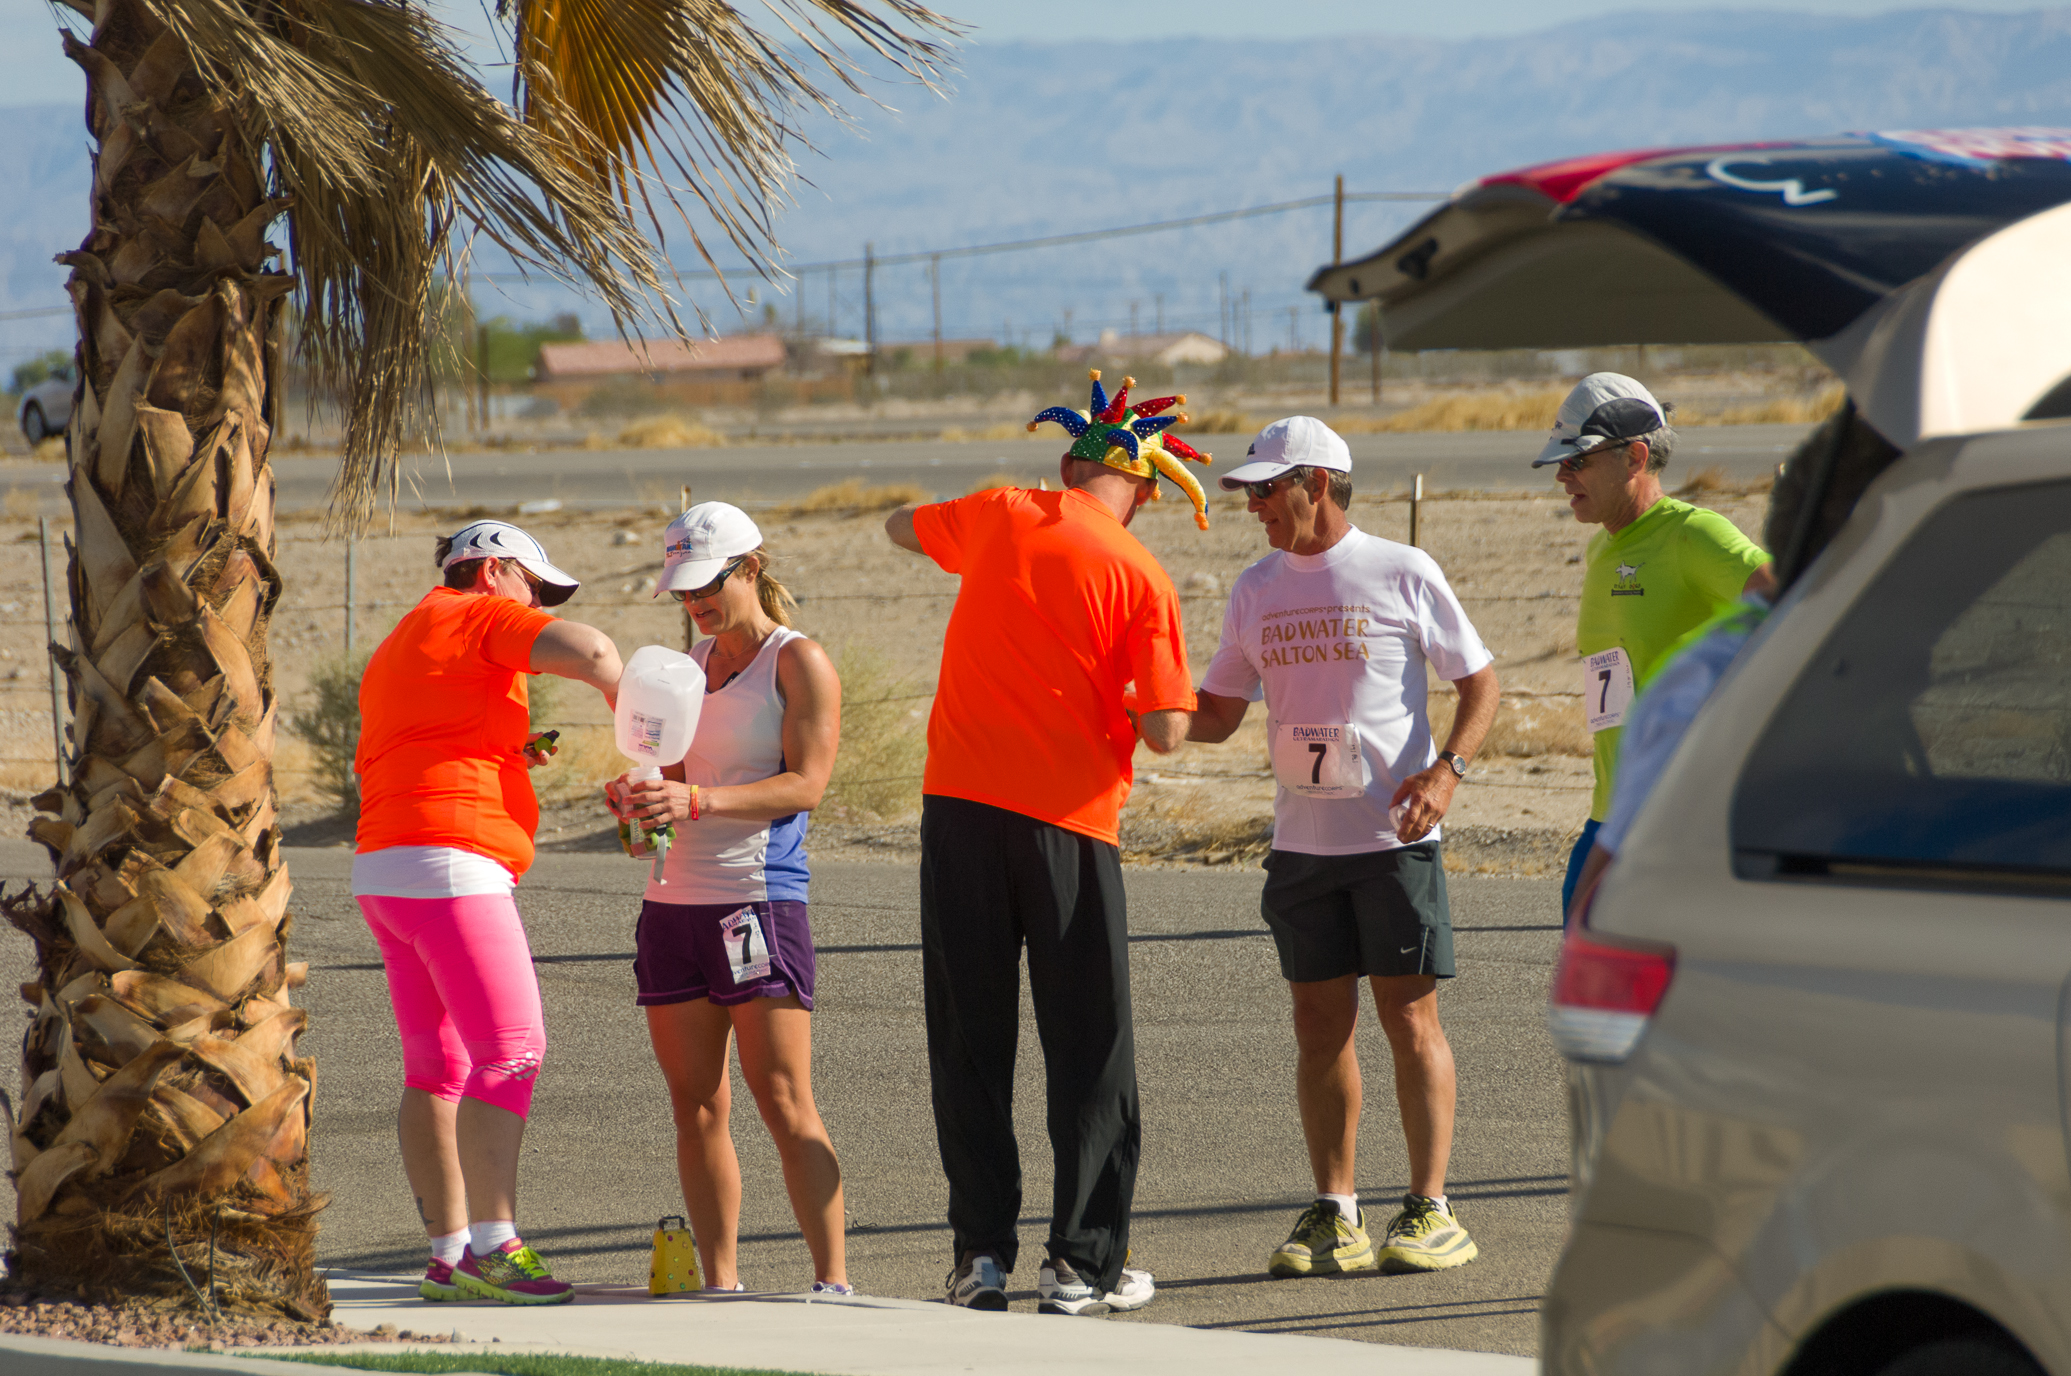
[{"x1": 885, "y1": 373, "x2": 1206, "y2": 1317}]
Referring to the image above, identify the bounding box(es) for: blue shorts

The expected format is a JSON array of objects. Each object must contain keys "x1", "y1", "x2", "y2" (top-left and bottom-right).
[{"x1": 633, "y1": 900, "x2": 817, "y2": 1010}]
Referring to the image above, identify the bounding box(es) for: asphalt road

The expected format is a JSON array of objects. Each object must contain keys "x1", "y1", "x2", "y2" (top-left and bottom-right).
[
  {"x1": 0, "y1": 424, "x2": 1812, "y2": 515},
  {"x1": 0, "y1": 840, "x2": 1566, "y2": 1356}
]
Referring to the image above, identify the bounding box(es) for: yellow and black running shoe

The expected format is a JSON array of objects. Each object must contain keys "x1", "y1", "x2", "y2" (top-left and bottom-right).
[
  {"x1": 1377, "y1": 1193, "x2": 1479, "y2": 1273},
  {"x1": 1268, "y1": 1200, "x2": 1377, "y2": 1278}
]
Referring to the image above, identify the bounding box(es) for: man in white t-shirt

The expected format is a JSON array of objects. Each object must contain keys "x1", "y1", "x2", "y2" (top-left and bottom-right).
[{"x1": 1188, "y1": 416, "x2": 1499, "y2": 1279}]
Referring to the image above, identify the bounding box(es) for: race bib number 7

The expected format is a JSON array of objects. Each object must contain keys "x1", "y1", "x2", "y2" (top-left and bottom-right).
[
  {"x1": 720, "y1": 908, "x2": 772, "y2": 984},
  {"x1": 1272, "y1": 724, "x2": 1367, "y2": 799},
  {"x1": 1582, "y1": 648, "x2": 1636, "y2": 733}
]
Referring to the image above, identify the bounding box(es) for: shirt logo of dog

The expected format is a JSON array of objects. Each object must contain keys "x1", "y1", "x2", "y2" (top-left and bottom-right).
[{"x1": 1611, "y1": 561, "x2": 1646, "y2": 596}]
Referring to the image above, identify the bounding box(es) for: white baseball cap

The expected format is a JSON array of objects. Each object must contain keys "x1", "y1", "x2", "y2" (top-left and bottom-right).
[
  {"x1": 442, "y1": 521, "x2": 580, "y2": 606},
  {"x1": 1217, "y1": 416, "x2": 1353, "y2": 490},
  {"x1": 1532, "y1": 373, "x2": 1668, "y2": 468},
  {"x1": 656, "y1": 502, "x2": 763, "y2": 596}
]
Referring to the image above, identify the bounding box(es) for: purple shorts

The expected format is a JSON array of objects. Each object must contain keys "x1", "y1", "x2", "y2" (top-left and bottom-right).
[{"x1": 633, "y1": 899, "x2": 817, "y2": 1010}]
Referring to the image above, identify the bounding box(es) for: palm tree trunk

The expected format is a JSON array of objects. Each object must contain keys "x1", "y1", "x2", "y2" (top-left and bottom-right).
[{"x1": 6, "y1": 0, "x2": 324, "y2": 1319}]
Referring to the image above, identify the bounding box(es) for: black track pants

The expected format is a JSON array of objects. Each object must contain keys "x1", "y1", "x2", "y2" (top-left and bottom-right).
[{"x1": 918, "y1": 795, "x2": 1140, "y2": 1294}]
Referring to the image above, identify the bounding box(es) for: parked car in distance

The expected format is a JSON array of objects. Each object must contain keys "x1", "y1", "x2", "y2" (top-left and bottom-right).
[{"x1": 17, "y1": 363, "x2": 73, "y2": 446}]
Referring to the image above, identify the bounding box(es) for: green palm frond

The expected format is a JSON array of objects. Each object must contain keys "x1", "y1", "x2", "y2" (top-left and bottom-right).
[{"x1": 136, "y1": 0, "x2": 955, "y2": 529}]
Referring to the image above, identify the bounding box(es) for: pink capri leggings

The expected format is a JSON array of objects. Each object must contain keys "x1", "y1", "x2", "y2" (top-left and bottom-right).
[{"x1": 357, "y1": 893, "x2": 548, "y2": 1119}]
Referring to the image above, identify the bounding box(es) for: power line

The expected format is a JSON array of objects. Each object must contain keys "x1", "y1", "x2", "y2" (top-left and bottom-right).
[
  {"x1": 475, "y1": 191, "x2": 1447, "y2": 286},
  {"x1": 5, "y1": 192, "x2": 1447, "y2": 324}
]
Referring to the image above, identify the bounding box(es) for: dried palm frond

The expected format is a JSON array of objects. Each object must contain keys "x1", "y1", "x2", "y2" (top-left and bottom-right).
[{"x1": 508, "y1": 0, "x2": 956, "y2": 286}]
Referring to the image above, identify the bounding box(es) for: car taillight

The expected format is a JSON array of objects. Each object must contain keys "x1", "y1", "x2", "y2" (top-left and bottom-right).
[{"x1": 1548, "y1": 929, "x2": 1677, "y2": 1064}]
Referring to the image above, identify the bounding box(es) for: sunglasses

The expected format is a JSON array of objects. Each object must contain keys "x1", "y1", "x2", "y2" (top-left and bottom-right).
[
  {"x1": 674, "y1": 555, "x2": 747, "y2": 603},
  {"x1": 1242, "y1": 474, "x2": 1300, "y2": 501},
  {"x1": 1557, "y1": 440, "x2": 1629, "y2": 475}
]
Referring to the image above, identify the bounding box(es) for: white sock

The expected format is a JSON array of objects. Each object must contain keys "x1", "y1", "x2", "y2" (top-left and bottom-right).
[
  {"x1": 1320, "y1": 1192, "x2": 1359, "y2": 1223},
  {"x1": 1425, "y1": 1194, "x2": 1451, "y2": 1214},
  {"x1": 470, "y1": 1220, "x2": 519, "y2": 1255},
  {"x1": 430, "y1": 1229, "x2": 468, "y2": 1266}
]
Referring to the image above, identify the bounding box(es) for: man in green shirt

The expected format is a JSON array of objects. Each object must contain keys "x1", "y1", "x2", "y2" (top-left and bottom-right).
[{"x1": 1532, "y1": 373, "x2": 1774, "y2": 914}]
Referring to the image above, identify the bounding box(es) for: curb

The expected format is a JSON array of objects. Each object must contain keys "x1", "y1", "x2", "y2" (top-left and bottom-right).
[{"x1": 0, "y1": 1333, "x2": 418, "y2": 1376}]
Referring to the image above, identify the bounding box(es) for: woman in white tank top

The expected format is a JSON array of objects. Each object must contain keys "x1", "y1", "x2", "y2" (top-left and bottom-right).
[{"x1": 610, "y1": 503, "x2": 849, "y2": 1294}]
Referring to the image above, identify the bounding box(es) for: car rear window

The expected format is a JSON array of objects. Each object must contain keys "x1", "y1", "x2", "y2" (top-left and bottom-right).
[{"x1": 1733, "y1": 479, "x2": 2071, "y2": 891}]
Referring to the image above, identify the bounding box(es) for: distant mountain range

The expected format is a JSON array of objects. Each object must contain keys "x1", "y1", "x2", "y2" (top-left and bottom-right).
[{"x1": 6, "y1": 7, "x2": 2071, "y2": 360}]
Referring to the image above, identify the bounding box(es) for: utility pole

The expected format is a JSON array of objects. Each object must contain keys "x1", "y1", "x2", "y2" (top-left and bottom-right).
[
  {"x1": 931, "y1": 254, "x2": 943, "y2": 372},
  {"x1": 1155, "y1": 293, "x2": 1164, "y2": 335},
  {"x1": 1329, "y1": 173, "x2": 1345, "y2": 406},
  {"x1": 1372, "y1": 305, "x2": 1384, "y2": 405},
  {"x1": 827, "y1": 266, "x2": 836, "y2": 338},
  {"x1": 1130, "y1": 300, "x2": 1139, "y2": 338},
  {"x1": 863, "y1": 242, "x2": 877, "y2": 374},
  {"x1": 1288, "y1": 304, "x2": 1299, "y2": 353},
  {"x1": 1219, "y1": 272, "x2": 1230, "y2": 346},
  {"x1": 1242, "y1": 288, "x2": 1251, "y2": 355}
]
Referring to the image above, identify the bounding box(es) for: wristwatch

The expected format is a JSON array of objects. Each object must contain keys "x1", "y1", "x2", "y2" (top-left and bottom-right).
[{"x1": 1438, "y1": 750, "x2": 1468, "y2": 779}]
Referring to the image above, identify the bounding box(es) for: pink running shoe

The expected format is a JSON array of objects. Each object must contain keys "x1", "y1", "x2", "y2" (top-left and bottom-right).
[
  {"x1": 454, "y1": 1240, "x2": 574, "y2": 1305},
  {"x1": 420, "y1": 1257, "x2": 463, "y2": 1302}
]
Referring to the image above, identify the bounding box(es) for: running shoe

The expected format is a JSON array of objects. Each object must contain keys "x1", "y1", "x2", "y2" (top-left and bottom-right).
[
  {"x1": 701, "y1": 1281, "x2": 746, "y2": 1295},
  {"x1": 1103, "y1": 1265, "x2": 1156, "y2": 1312},
  {"x1": 419, "y1": 1257, "x2": 463, "y2": 1302},
  {"x1": 810, "y1": 1281, "x2": 855, "y2": 1296},
  {"x1": 1376, "y1": 1194, "x2": 1479, "y2": 1273},
  {"x1": 454, "y1": 1240, "x2": 574, "y2": 1304},
  {"x1": 1036, "y1": 1257, "x2": 1109, "y2": 1316},
  {"x1": 945, "y1": 1251, "x2": 1008, "y2": 1310},
  {"x1": 1269, "y1": 1200, "x2": 1376, "y2": 1278}
]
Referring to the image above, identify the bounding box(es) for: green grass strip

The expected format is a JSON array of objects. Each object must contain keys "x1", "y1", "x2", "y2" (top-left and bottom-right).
[{"x1": 246, "y1": 1352, "x2": 825, "y2": 1376}]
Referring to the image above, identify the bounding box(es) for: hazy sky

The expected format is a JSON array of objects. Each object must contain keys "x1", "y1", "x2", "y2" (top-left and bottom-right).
[
  {"x1": 940, "y1": 0, "x2": 2048, "y2": 41},
  {"x1": 2, "y1": 1, "x2": 2058, "y2": 106}
]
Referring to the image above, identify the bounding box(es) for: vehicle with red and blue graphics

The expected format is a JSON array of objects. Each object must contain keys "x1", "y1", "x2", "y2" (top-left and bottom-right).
[{"x1": 1315, "y1": 130, "x2": 2071, "y2": 1376}]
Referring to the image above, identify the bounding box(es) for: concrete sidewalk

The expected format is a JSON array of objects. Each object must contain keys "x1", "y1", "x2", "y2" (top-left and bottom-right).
[{"x1": 1, "y1": 1273, "x2": 1537, "y2": 1376}]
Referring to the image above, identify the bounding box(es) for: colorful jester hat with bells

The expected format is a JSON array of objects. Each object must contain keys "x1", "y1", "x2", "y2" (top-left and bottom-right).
[{"x1": 1028, "y1": 371, "x2": 1214, "y2": 529}]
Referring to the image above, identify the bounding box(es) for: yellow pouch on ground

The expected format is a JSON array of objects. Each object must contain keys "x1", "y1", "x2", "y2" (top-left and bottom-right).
[{"x1": 650, "y1": 1214, "x2": 701, "y2": 1296}]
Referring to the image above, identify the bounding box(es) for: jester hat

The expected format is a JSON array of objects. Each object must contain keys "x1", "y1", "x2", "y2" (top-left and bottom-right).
[{"x1": 1028, "y1": 371, "x2": 1214, "y2": 529}]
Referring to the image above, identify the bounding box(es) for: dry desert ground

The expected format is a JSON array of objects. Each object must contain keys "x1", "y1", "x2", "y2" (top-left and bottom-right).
[{"x1": 0, "y1": 468, "x2": 1771, "y2": 878}]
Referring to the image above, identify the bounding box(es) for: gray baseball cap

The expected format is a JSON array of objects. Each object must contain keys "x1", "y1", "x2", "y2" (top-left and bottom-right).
[{"x1": 1532, "y1": 373, "x2": 1667, "y2": 468}]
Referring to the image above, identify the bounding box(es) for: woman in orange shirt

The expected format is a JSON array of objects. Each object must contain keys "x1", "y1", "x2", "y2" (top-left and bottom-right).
[{"x1": 353, "y1": 521, "x2": 621, "y2": 1306}]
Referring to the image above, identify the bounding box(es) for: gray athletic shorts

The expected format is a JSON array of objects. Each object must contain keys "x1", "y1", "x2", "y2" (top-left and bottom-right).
[{"x1": 1259, "y1": 842, "x2": 1455, "y2": 983}]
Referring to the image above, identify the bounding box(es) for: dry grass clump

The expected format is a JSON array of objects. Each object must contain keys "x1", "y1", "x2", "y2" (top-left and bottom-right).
[
  {"x1": 824, "y1": 645, "x2": 928, "y2": 820},
  {"x1": 1430, "y1": 689, "x2": 1591, "y2": 758},
  {"x1": 1677, "y1": 384, "x2": 1845, "y2": 427},
  {"x1": 31, "y1": 438, "x2": 67, "y2": 463},
  {"x1": 618, "y1": 413, "x2": 727, "y2": 449},
  {"x1": 1341, "y1": 389, "x2": 1569, "y2": 434},
  {"x1": 1675, "y1": 465, "x2": 1776, "y2": 499},
  {"x1": 285, "y1": 653, "x2": 371, "y2": 808},
  {"x1": 528, "y1": 724, "x2": 629, "y2": 807},
  {"x1": 1184, "y1": 408, "x2": 1257, "y2": 435},
  {"x1": 939, "y1": 421, "x2": 1040, "y2": 442},
  {"x1": 774, "y1": 478, "x2": 931, "y2": 518}
]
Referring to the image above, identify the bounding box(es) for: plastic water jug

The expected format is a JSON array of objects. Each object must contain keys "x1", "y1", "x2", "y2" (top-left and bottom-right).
[
  {"x1": 615, "y1": 645, "x2": 706, "y2": 766},
  {"x1": 613, "y1": 646, "x2": 706, "y2": 881}
]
